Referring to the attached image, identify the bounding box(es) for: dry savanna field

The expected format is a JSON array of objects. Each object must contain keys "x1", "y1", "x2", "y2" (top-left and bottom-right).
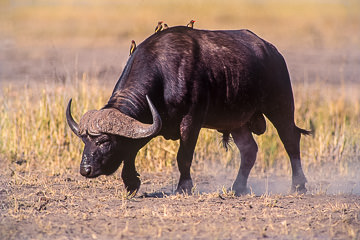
[{"x1": 0, "y1": 0, "x2": 360, "y2": 239}]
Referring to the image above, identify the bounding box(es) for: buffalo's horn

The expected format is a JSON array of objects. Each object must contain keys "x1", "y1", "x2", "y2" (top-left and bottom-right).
[
  {"x1": 142, "y1": 95, "x2": 162, "y2": 137},
  {"x1": 66, "y1": 98, "x2": 80, "y2": 137},
  {"x1": 90, "y1": 95, "x2": 162, "y2": 139}
]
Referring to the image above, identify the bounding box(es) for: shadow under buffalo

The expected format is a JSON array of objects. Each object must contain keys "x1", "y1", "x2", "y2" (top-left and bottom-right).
[{"x1": 139, "y1": 192, "x2": 172, "y2": 198}]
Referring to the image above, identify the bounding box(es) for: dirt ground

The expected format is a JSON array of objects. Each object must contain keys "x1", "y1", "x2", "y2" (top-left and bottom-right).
[{"x1": 1, "y1": 165, "x2": 360, "y2": 240}]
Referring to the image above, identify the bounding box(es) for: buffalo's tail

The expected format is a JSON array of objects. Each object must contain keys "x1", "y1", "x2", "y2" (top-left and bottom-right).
[{"x1": 296, "y1": 126, "x2": 313, "y2": 136}]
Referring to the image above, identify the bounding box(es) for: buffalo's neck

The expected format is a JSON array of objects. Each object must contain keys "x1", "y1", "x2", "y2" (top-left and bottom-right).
[{"x1": 105, "y1": 87, "x2": 151, "y2": 123}]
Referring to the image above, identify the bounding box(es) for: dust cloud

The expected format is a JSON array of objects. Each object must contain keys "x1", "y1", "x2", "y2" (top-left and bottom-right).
[{"x1": 186, "y1": 161, "x2": 360, "y2": 196}]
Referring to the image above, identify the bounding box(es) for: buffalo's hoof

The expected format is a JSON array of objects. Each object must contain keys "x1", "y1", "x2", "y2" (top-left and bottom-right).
[
  {"x1": 232, "y1": 186, "x2": 251, "y2": 196},
  {"x1": 175, "y1": 179, "x2": 193, "y2": 195},
  {"x1": 291, "y1": 184, "x2": 307, "y2": 194},
  {"x1": 124, "y1": 177, "x2": 141, "y2": 196},
  {"x1": 291, "y1": 175, "x2": 307, "y2": 194}
]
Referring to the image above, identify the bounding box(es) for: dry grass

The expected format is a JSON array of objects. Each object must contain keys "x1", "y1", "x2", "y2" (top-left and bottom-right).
[{"x1": 1, "y1": 76, "x2": 359, "y2": 179}]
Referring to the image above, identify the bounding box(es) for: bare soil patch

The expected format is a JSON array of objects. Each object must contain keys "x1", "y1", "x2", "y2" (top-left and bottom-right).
[{"x1": 1, "y1": 166, "x2": 360, "y2": 240}]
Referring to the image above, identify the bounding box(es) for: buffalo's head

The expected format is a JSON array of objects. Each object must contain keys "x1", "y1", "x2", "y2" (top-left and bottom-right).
[{"x1": 66, "y1": 96, "x2": 162, "y2": 178}]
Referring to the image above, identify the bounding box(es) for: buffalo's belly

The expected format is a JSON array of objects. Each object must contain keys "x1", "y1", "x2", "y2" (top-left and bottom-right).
[{"x1": 202, "y1": 109, "x2": 255, "y2": 131}]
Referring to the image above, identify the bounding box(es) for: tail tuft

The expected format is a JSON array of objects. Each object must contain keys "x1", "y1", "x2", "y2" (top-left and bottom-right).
[{"x1": 296, "y1": 126, "x2": 313, "y2": 136}]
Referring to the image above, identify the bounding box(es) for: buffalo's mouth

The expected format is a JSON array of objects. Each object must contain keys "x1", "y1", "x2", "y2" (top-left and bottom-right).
[
  {"x1": 80, "y1": 160, "x2": 122, "y2": 178},
  {"x1": 80, "y1": 164, "x2": 102, "y2": 178}
]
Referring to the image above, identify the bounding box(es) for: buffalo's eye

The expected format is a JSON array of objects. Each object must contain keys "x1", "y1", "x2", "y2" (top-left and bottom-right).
[
  {"x1": 99, "y1": 141, "x2": 111, "y2": 154},
  {"x1": 95, "y1": 136, "x2": 110, "y2": 146}
]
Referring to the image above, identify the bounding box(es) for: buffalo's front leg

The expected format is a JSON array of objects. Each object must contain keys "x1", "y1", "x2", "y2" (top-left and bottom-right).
[
  {"x1": 175, "y1": 114, "x2": 201, "y2": 194},
  {"x1": 121, "y1": 152, "x2": 141, "y2": 195},
  {"x1": 231, "y1": 127, "x2": 258, "y2": 196}
]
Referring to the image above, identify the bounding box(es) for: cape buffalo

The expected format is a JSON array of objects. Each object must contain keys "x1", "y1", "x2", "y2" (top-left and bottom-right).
[{"x1": 66, "y1": 26, "x2": 310, "y2": 195}]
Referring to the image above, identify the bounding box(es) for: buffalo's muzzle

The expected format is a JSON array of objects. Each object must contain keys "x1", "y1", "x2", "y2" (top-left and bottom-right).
[{"x1": 80, "y1": 165, "x2": 92, "y2": 176}]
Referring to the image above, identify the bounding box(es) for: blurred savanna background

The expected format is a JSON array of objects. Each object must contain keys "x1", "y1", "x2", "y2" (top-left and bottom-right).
[{"x1": 0, "y1": 0, "x2": 360, "y2": 191}]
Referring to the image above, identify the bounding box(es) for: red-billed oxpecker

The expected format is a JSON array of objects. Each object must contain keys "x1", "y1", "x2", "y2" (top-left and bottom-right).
[{"x1": 187, "y1": 20, "x2": 195, "y2": 28}]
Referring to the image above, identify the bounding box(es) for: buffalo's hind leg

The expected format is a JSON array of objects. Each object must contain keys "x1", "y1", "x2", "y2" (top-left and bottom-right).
[
  {"x1": 231, "y1": 127, "x2": 258, "y2": 196},
  {"x1": 265, "y1": 112, "x2": 307, "y2": 193}
]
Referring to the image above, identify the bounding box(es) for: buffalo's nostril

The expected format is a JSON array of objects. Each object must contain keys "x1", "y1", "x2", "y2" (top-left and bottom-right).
[{"x1": 80, "y1": 165, "x2": 91, "y2": 176}]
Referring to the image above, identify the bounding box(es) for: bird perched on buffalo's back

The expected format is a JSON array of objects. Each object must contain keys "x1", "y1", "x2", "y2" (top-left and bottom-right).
[
  {"x1": 155, "y1": 21, "x2": 163, "y2": 33},
  {"x1": 163, "y1": 23, "x2": 169, "y2": 30},
  {"x1": 129, "y1": 40, "x2": 136, "y2": 56},
  {"x1": 187, "y1": 20, "x2": 195, "y2": 28}
]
